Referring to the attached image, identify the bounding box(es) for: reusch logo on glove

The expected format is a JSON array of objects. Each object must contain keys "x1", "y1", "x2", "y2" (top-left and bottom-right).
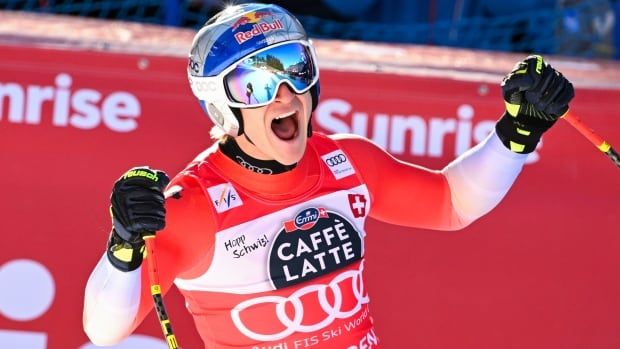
[
  {"x1": 123, "y1": 169, "x2": 159, "y2": 182},
  {"x1": 269, "y1": 207, "x2": 363, "y2": 289}
]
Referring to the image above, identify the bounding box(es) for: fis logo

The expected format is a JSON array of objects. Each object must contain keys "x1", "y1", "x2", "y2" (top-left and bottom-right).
[
  {"x1": 207, "y1": 183, "x2": 243, "y2": 213},
  {"x1": 284, "y1": 207, "x2": 328, "y2": 232}
]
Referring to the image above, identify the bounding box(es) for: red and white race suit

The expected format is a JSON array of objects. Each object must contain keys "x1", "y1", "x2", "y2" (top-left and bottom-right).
[{"x1": 84, "y1": 131, "x2": 527, "y2": 348}]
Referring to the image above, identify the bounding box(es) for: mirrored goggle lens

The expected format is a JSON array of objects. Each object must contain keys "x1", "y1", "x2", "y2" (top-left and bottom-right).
[{"x1": 224, "y1": 42, "x2": 317, "y2": 106}]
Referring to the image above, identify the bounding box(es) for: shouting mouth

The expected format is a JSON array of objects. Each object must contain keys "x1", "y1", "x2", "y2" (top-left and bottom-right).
[{"x1": 271, "y1": 111, "x2": 299, "y2": 141}]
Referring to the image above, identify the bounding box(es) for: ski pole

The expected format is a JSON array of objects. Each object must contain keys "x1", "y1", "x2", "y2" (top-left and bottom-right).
[
  {"x1": 143, "y1": 232, "x2": 180, "y2": 349},
  {"x1": 562, "y1": 112, "x2": 620, "y2": 169}
]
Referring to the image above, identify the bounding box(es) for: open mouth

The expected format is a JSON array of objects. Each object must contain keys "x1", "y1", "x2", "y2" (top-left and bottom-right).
[{"x1": 271, "y1": 111, "x2": 299, "y2": 141}]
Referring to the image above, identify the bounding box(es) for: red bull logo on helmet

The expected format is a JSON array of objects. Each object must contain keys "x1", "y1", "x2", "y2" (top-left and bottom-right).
[
  {"x1": 231, "y1": 11, "x2": 284, "y2": 44},
  {"x1": 231, "y1": 11, "x2": 271, "y2": 30}
]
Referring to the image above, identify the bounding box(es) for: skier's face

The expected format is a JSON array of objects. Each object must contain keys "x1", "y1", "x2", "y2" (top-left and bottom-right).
[{"x1": 236, "y1": 84, "x2": 312, "y2": 165}]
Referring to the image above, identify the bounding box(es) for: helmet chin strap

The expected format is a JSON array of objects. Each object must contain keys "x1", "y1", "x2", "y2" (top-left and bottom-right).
[{"x1": 243, "y1": 132, "x2": 255, "y2": 146}]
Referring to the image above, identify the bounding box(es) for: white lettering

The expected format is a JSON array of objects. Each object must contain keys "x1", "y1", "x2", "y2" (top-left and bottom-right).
[
  {"x1": 322, "y1": 226, "x2": 336, "y2": 246},
  {"x1": 71, "y1": 89, "x2": 101, "y2": 129},
  {"x1": 25, "y1": 85, "x2": 54, "y2": 124},
  {"x1": 313, "y1": 251, "x2": 327, "y2": 270},
  {"x1": 0, "y1": 83, "x2": 25, "y2": 122},
  {"x1": 277, "y1": 243, "x2": 293, "y2": 261},
  {"x1": 283, "y1": 265, "x2": 299, "y2": 281},
  {"x1": 342, "y1": 241, "x2": 355, "y2": 260},
  {"x1": 102, "y1": 92, "x2": 140, "y2": 132},
  {"x1": 315, "y1": 98, "x2": 541, "y2": 163},
  {"x1": 428, "y1": 117, "x2": 456, "y2": 157},
  {"x1": 300, "y1": 259, "x2": 318, "y2": 278},
  {"x1": 334, "y1": 222, "x2": 349, "y2": 240},
  {"x1": 296, "y1": 239, "x2": 313, "y2": 256},
  {"x1": 0, "y1": 73, "x2": 141, "y2": 132},
  {"x1": 315, "y1": 99, "x2": 352, "y2": 134},
  {"x1": 390, "y1": 115, "x2": 426, "y2": 155},
  {"x1": 53, "y1": 74, "x2": 71, "y2": 126},
  {"x1": 456, "y1": 104, "x2": 474, "y2": 154},
  {"x1": 309, "y1": 231, "x2": 323, "y2": 250},
  {"x1": 327, "y1": 247, "x2": 342, "y2": 264}
]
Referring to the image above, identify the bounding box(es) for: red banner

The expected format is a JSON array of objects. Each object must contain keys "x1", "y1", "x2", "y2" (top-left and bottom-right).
[{"x1": 1, "y1": 43, "x2": 619, "y2": 349}]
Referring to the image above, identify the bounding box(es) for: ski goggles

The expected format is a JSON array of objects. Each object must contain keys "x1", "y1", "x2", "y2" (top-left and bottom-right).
[{"x1": 190, "y1": 40, "x2": 319, "y2": 108}]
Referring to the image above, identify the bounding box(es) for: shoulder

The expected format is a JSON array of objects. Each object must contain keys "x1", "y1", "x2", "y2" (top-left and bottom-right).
[{"x1": 326, "y1": 133, "x2": 390, "y2": 160}]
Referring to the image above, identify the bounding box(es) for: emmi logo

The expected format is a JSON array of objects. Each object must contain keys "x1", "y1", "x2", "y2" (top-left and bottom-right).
[{"x1": 0, "y1": 73, "x2": 141, "y2": 132}]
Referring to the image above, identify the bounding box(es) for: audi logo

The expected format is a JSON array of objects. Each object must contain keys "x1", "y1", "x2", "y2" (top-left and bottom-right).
[
  {"x1": 235, "y1": 156, "x2": 274, "y2": 174},
  {"x1": 231, "y1": 262, "x2": 369, "y2": 342},
  {"x1": 325, "y1": 154, "x2": 347, "y2": 167}
]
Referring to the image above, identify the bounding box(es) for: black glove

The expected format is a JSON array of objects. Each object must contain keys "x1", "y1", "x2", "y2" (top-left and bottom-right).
[
  {"x1": 495, "y1": 55, "x2": 574, "y2": 153},
  {"x1": 107, "y1": 167, "x2": 170, "y2": 272}
]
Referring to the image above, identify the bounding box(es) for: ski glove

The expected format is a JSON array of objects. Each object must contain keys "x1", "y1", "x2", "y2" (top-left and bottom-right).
[
  {"x1": 495, "y1": 55, "x2": 574, "y2": 153},
  {"x1": 107, "y1": 167, "x2": 170, "y2": 272}
]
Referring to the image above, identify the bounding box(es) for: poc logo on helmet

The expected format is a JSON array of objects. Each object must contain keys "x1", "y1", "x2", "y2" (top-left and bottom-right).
[{"x1": 190, "y1": 78, "x2": 218, "y2": 92}]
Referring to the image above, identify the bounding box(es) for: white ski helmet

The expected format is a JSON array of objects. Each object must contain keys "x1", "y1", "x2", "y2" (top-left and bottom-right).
[{"x1": 188, "y1": 3, "x2": 320, "y2": 137}]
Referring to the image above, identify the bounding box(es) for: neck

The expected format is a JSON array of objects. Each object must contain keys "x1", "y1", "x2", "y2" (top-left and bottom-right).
[{"x1": 219, "y1": 138, "x2": 296, "y2": 175}]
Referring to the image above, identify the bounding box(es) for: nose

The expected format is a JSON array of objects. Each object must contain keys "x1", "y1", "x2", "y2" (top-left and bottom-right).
[{"x1": 273, "y1": 83, "x2": 295, "y2": 104}]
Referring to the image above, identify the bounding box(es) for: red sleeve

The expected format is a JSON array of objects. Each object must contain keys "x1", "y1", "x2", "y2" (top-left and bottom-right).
[
  {"x1": 131, "y1": 176, "x2": 217, "y2": 328},
  {"x1": 333, "y1": 135, "x2": 464, "y2": 230}
]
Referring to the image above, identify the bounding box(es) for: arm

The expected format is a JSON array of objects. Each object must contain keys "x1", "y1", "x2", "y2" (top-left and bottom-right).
[
  {"x1": 334, "y1": 131, "x2": 526, "y2": 230},
  {"x1": 334, "y1": 55, "x2": 573, "y2": 231},
  {"x1": 83, "y1": 170, "x2": 216, "y2": 345}
]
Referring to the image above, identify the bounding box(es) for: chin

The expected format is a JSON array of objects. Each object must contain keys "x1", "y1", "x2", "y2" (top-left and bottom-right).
[
  {"x1": 277, "y1": 142, "x2": 307, "y2": 165},
  {"x1": 277, "y1": 151, "x2": 304, "y2": 166}
]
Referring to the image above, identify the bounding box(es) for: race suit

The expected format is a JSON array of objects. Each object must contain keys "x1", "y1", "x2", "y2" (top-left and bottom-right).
[{"x1": 84, "y1": 131, "x2": 527, "y2": 348}]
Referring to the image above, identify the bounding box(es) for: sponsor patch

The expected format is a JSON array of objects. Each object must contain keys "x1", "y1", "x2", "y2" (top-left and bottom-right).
[
  {"x1": 348, "y1": 194, "x2": 367, "y2": 218},
  {"x1": 269, "y1": 207, "x2": 363, "y2": 289},
  {"x1": 321, "y1": 150, "x2": 355, "y2": 180},
  {"x1": 207, "y1": 183, "x2": 243, "y2": 213}
]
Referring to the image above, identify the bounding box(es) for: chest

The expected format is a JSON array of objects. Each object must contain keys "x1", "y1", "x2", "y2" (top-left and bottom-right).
[{"x1": 174, "y1": 185, "x2": 371, "y2": 294}]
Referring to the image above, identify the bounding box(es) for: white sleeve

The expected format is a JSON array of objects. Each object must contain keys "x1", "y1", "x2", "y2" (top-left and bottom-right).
[
  {"x1": 83, "y1": 254, "x2": 142, "y2": 346},
  {"x1": 442, "y1": 130, "x2": 528, "y2": 225}
]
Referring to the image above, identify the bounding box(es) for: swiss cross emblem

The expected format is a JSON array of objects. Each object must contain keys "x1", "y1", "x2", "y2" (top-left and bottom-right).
[{"x1": 348, "y1": 194, "x2": 367, "y2": 218}]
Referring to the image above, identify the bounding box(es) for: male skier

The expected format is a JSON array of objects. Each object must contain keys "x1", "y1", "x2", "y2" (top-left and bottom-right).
[{"x1": 84, "y1": 3, "x2": 574, "y2": 348}]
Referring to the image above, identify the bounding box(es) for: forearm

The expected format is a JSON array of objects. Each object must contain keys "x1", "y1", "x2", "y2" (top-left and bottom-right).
[
  {"x1": 83, "y1": 254, "x2": 142, "y2": 346},
  {"x1": 442, "y1": 130, "x2": 527, "y2": 225}
]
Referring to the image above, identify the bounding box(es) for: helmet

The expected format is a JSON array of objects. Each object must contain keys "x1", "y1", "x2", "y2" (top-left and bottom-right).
[{"x1": 188, "y1": 3, "x2": 320, "y2": 137}]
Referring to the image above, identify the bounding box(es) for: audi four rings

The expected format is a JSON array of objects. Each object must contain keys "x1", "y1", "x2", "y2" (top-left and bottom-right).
[
  {"x1": 231, "y1": 262, "x2": 368, "y2": 342},
  {"x1": 325, "y1": 154, "x2": 347, "y2": 167}
]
